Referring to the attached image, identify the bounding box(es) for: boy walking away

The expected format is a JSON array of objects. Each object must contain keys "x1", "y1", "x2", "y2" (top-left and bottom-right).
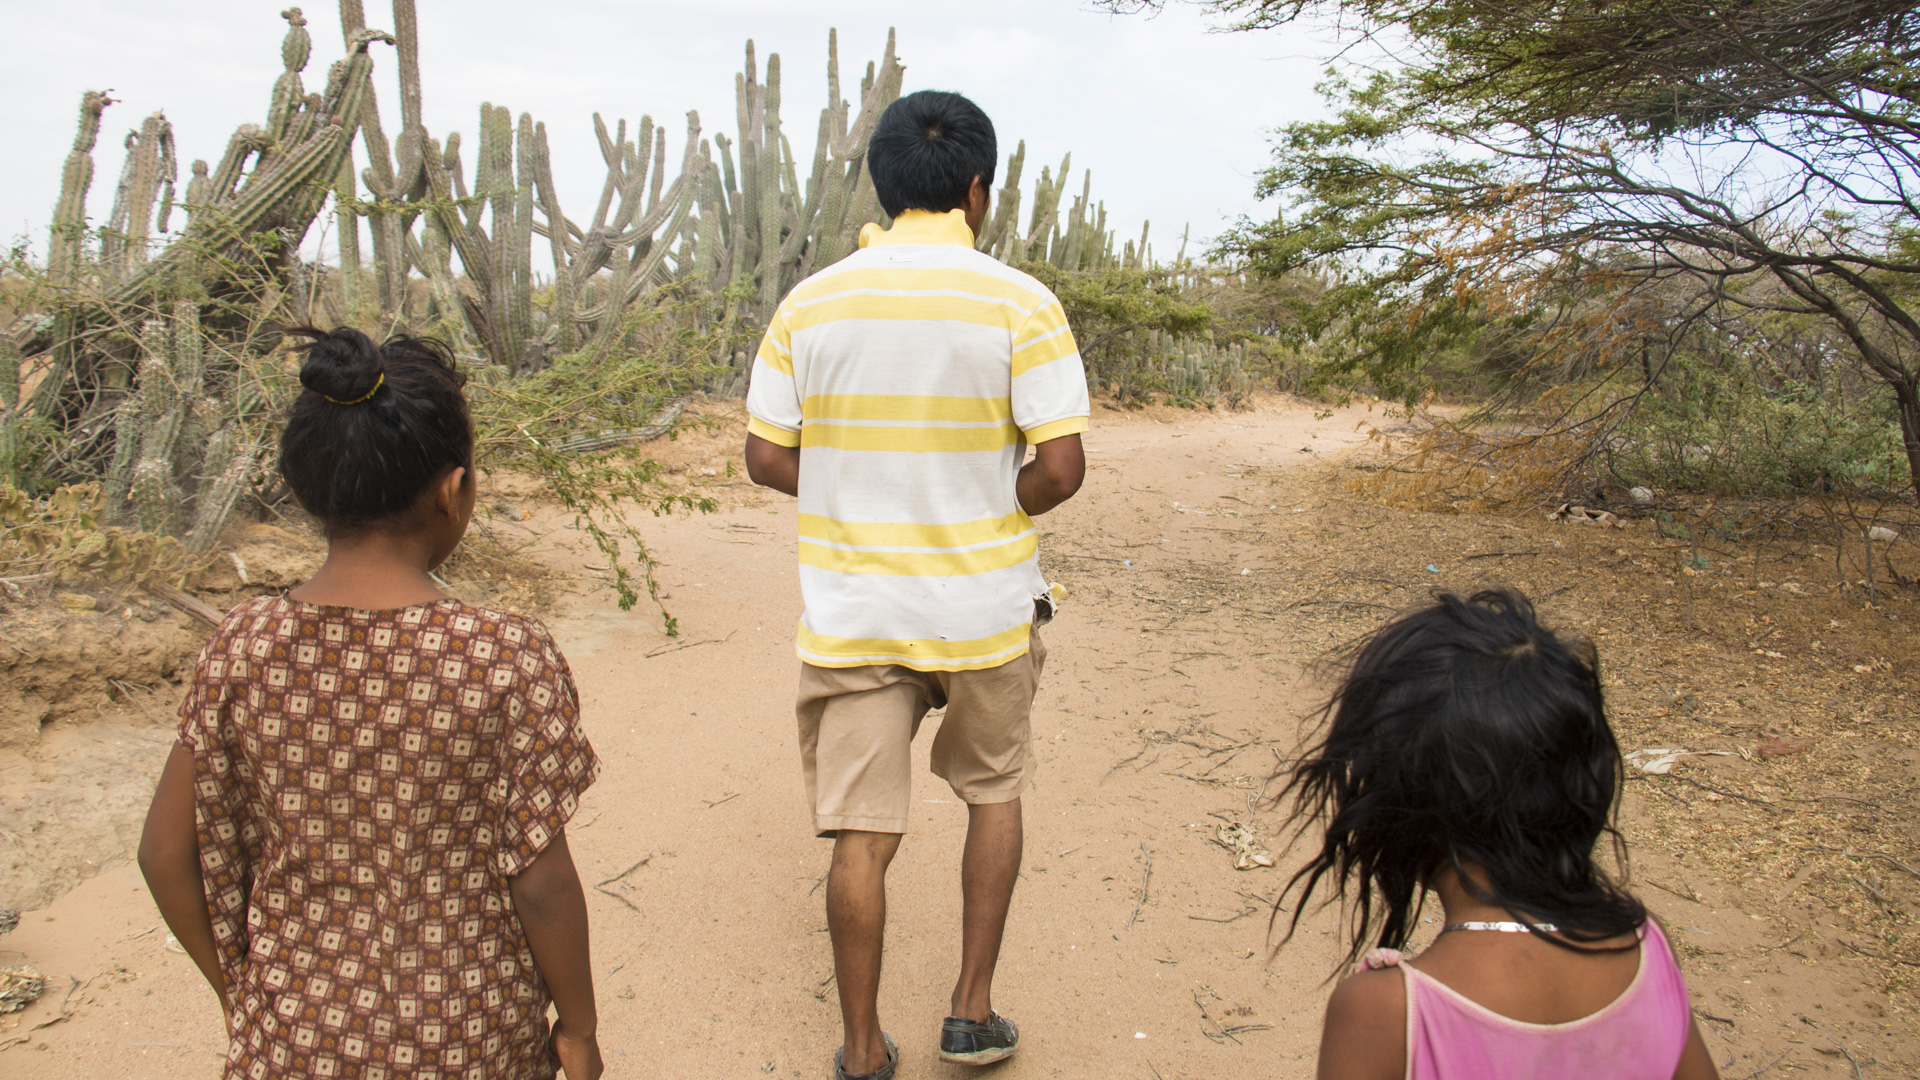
[
  {"x1": 744, "y1": 91, "x2": 1089, "y2": 1079},
  {"x1": 138, "y1": 328, "x2": 603, "y2": 1080}
]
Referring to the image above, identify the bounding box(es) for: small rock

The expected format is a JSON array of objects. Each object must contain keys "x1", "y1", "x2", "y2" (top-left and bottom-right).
[
  {"x1": 1629, "y1": 486, "x2": 1654, "y2": 504},
  {"x1": 54, "y1": 592, "x2": 97, "y2": 613},
  {"x1": 1868, "y1": 526, "x2": 1898, "y2": 543}
]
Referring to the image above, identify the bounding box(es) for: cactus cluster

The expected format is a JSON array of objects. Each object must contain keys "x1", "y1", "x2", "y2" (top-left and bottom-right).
[
  {"x1": 98, "y1": 301, "x2": 257, "y2": 552},
  {"x1": 320, "y1": 13, "x2": 1135, "y2": 385},
  {"x1": 4, "y1": 6, "x2": 351, "y2": 534},
  {"x1": 4, "y1": 0, "x2": 1229, "y2": 557}
]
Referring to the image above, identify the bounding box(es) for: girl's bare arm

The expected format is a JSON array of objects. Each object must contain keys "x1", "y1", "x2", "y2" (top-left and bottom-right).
[
  {"x1": 510, "y1": 829, "x2": 603, "y2": 1080},
  {"x1": 1317, "y1": 968, "x2": 1407, "y2": 1080},
  {"x1": 1673, "y1": 1016, "x2": 1721, "y2": 1079},
  {"x1": 137, "y1": 741, "x2": 229, "y2": 1010}
]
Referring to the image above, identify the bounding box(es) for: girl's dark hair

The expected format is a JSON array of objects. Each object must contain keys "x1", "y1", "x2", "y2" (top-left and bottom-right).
[
  {"x1": 868, "y1": 90, "x2": 997, "y2": 218},
  {"x1": 1274, "y1": 588, "x2": 1645, "y2": 972},
  {"x1": 278, "y1": 327, "x2": 472, "y2": 534}
]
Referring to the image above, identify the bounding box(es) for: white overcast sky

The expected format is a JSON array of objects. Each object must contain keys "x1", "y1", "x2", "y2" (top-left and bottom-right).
[{"x1": 2, "y1": 1, "x2": 1341, "y2": 263}]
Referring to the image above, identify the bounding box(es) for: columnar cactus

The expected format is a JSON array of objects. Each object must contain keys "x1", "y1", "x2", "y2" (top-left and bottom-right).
[
  {"x1": 0, "y1": 336, "x2": 21, "y2": 485},
  {"x1": 49, "y1": 92, "x2": 111, "y2": 286},
  {"x1": 20, "y1": 3, "x2": 1193, "y2": 571},
  {"x1": 101, "y1": 112, "x2": 177, "y2": 280},
  {"x1": 127, "y1": 317, "x2": 185, "y2": 532}
]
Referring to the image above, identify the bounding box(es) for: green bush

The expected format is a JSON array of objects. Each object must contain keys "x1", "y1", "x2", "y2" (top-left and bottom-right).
[{"x1": 1605, "y1": 355, "x2": 1908, "y2": 498}]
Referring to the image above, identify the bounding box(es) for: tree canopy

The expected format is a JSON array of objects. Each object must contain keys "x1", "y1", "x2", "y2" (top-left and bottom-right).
[{"x1": 1115, "y1": 0, "x2": 1920, "y2": 497}]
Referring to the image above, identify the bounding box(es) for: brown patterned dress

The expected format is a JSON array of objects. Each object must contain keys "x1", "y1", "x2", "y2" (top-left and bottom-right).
[{"x1": 178, "y1": 596, "x2": 599, "y2": 1080}]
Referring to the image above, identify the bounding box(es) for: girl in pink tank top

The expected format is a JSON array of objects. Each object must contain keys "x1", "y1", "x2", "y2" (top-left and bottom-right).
[{"x1": 1269, "y1": 589, "x2": 1719, "y2": 1080}]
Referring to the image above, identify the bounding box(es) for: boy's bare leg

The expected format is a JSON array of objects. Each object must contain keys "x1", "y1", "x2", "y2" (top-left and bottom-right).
[
  {"x1": 951, "y1": 798, "x2": 1023, "y2": 1022},
  {"x1": 829, "y1": 830, "x2": 903, "y2": 1074}
]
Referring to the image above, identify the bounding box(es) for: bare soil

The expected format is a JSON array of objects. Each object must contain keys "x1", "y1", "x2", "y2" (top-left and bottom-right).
[{"x1": 1, "y1": 395, "x2": 1913, "y2": 1077}]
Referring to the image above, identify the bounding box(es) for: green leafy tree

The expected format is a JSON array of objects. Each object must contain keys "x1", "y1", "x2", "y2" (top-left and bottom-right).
[{"x1": 1112, "y1": 0, "x2": 1920, "y2": 497}]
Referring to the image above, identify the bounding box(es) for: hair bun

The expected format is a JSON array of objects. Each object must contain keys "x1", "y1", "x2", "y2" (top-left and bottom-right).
[{"x1": 297, "y1": 327, "x2": 386, "y2": 403}]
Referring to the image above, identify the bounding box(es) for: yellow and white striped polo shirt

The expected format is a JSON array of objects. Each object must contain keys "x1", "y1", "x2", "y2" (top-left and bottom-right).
[{"x1": 746, "y1": 208, "x2": 1090, "y2": 672}]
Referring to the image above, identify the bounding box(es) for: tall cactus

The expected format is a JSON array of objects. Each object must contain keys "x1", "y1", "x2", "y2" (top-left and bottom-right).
[
  {"x1": 34, "y1": 91, "x2": 112, "y2": 419},
  {"x1": 49, "y1": 91, "x2": 111, "y2": 286},
  {"x1": 101, "y1": 112, "x2": 176, "y2": 280},
  {"x1": 126, "y1": 317, "x2": 185, "y2": 532},
  {"x1": 0, "y1": 336, "x2": 20, "y2": 486}
]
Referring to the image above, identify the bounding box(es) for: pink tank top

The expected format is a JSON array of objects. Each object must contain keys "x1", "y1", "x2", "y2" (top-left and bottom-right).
[{"x1": 1362, "y1": 921, "x2": 1691, "y2": 1080}]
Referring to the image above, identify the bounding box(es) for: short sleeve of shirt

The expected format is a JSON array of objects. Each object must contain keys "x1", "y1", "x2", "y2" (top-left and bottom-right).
[
  {"x1": 745, "y1": 303, "x2": 802, "y2": 448},
  {"x1": 176, "y1": 633, "x2": 236, "y2": 753},
  {"x1": 1010, "y1": 291, "x2": 1091, "y2": 443},
  {"x1": 496, "y1": 624, "x2": 600, "y2": 876},
  {"x1": 174, "y1": 612, "x2": 258, "y2": 984}
]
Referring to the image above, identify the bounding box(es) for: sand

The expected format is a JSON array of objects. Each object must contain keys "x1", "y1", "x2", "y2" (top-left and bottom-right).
[{"x1": 1, "y1": 397, "x2": 1911, "y2": 1077}]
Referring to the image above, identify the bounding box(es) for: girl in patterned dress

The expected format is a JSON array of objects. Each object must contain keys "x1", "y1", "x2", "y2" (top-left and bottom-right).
[{"x1": 139, "y1": 328, "x2": 603, "y2": 1080}]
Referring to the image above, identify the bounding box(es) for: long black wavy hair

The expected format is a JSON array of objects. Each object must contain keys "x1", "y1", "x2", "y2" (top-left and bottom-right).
[{"x1": 1272, "y1": 588, "x2": 1645, "y2": 972}]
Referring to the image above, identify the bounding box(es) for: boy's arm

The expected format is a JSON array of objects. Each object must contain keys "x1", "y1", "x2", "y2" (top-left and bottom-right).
[
  {"x1": 1017, "y1": 433, "x2": 1084, "y2": 515},
  {"x1": 510, "y1": 829, "x2": 603, "y2": 1080},
  {"x1": 744, "y1": 432, "x2": 800, "y2": 496},
  {"x1": 137, "y1": 741, "x2": 229, "y2": 1011}
]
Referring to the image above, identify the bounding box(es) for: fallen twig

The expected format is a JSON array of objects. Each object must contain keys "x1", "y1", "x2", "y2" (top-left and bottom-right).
[
  {"x1": 1804, "y1": 845, "x2": 1920, "y2": 880},
  {"x1": 1101, "y1": 740, "x2": 1152, "y2": 785},
  {"x1": 1168, "y1": 772, "x2": 1237, "y2": 788},
  {"x1": 1188, "y1": 909, "x2": 1254, "y2": 924},
  {"x1": 1464, "y1": 550, "x2": 1540, "y2": 560},
  {"x1": 1653, "y1": 773, "x2": 1778, "y2": 810},
  {"x1": 1287, "y1": 599, "x2": 1396, "y2": 612},
  {"x1": 1838, "y1": 938, "x2": 1920, "y2": 967},
  {"x1": 1644, "y1": 878, "x2": 1702, "y2": 904},
  {"x1": 1692, "y1": 1007, "x2": 1735, "y2": 1027},
  {"x1": 1819, "y1": 1039, "x2": 1864, "y2": 1080},
  {"x1": 1760, "y1": 932, "x2": 1806, "y2": 953},
  {"x1": 1128, "y1": 842, "x2": 1152, "y2": 930},
  {"x1": 144, "y1": 583, "x2": 224, "y2": 627},
  {"x1": 1193, "y1": 989, "x2": 1273, "y2": 1044},
  {"x1": 704, "y1": 792, "x2": 740, "y2": 809},
  {"x1": 592, "y1": 854, "x2": 654, "y2": 912},
  {"x1": 1740, "y1": 1051, "x2": 1790, "y2": 1079},
  {"x1": 646, "y1": 629, "x2": 736, "y2": 659},
  {"x1": 1852, "y1": 876, "x2": 1891, "y2": 906}
]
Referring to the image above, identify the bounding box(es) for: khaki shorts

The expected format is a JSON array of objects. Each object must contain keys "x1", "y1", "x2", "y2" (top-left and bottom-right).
[{"x1": 795, "y1": 629, "x2": 1046, "y2": 836}]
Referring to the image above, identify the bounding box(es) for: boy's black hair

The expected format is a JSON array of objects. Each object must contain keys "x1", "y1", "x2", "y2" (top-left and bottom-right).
[
  {"x1": 1273, "y1": 588, "x2": 1646, "y2": 972},
  {"x1": 867, "y1": 90, "x2": 997, "y2": 219},
  {"x1": 278, "y1": 327, "x2": 473, "y2": 535}
]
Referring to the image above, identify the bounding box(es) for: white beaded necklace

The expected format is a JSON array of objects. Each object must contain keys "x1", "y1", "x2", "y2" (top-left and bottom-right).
[{"x1": 1443, "y1": 920, "x2": 1558, "y2": 933}]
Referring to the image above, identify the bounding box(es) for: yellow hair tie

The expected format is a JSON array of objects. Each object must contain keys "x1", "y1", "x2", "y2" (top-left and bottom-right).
[{"x1": 323, "y1": 372, "x2": 384, "y2": 405}]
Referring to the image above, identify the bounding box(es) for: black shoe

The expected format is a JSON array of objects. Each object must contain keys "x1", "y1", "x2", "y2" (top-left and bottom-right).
[
  {"x1": 834, "y1": 1032, "x2": 897, "y2": 1080},
  {"x1": 940, "y1": 1011, "x2": 1019, "y2": 1065}
]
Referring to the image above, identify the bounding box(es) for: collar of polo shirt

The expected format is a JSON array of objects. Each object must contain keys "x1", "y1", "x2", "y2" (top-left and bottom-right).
[{"x1": 858, "y1": 207, "x2": 976, "y2": 249}]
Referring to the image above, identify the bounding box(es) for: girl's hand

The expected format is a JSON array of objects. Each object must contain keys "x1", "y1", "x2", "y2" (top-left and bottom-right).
[{"x1": 552, "y1": 1020, "x2": 604, "y2": 1080}]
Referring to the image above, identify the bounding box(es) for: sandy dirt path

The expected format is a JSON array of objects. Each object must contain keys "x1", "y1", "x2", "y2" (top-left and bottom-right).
[
  {"x1": 3, "y1": 398, "x2": 1903, "y2": 1077},
  {"x1": 1, "y1": 402, "x2": 1374, "y2": 1079}
]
